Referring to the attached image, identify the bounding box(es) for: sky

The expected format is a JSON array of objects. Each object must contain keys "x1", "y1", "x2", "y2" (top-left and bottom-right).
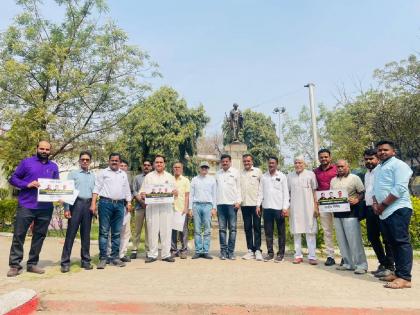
[{"x1": 1, "y1": 0, "x2": 419, "y2": 135}]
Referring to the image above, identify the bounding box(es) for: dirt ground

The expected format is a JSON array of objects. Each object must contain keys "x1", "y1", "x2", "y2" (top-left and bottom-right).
[{"x1": 0, "y1": 229, "x2": 419, "y2": 314}]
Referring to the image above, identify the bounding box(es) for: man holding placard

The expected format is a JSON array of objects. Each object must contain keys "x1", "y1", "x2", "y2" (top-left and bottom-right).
[
  {"x1": 60, "y1": 151, "x2": 95, "y2": 273},
  {"x1": 7, "y1": 141, "x2": 59, "y2": 277},
  {"x1": 140, "y1": 155, "x2": 177, "y2": 263},
  {"x1": 330, "y1": 159, "x2": 367, "y2": 274}
]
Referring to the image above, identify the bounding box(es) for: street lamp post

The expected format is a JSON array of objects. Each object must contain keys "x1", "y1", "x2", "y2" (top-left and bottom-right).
[
  {"x1": 304, "y1": 83, "x2": 319, "y2": 165},
  {"x1": 273, "y1": 106, "x2": 286, "y2": 154}
]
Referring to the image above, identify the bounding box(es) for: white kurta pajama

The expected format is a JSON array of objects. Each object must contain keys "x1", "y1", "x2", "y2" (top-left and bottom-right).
[
  {"x1": 287, "y1": 169, "x2": 318, "y2": 259},
  {"x1": 140, "y1": 171, "x2": 176, "y2": 260}
]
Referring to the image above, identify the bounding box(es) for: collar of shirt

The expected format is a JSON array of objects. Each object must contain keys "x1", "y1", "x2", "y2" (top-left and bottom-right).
[
  {"x1": 380, "y1": 156, "x2": 395, "y2": 166},
  {"x1": 33, "y1": 155, "x2": 51, "y2": 165},
  {"x1": 78, "y1": 168, "x2": 91, "y2": 174},
  {"x1": 316, "y1": 164, "x2": 335, "y2": 172},
  {"x1": 105, "y1": 167, "x2": 122, "y2": 174}
]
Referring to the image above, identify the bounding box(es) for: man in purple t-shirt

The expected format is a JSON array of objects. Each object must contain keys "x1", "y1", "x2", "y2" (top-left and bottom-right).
[
  {"x1": 7, "y1": 141, "x2": 59, "y2": 277},
  {"x1": 314, "y1": 148, "x2": 337, "y2": 266}
]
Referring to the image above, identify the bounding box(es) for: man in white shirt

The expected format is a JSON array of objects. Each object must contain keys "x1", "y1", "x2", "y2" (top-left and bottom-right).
[
  {"x1": 257, "y1": 156, "x2": 289, "y2": 262},
  {"x1": 91, "y1": 153, "x2": 132, "y2": 269},
  {"x1": 240, "y1": 154, "x2": 263, "y2": 261},
  {"x1": 363, "y1": 148, "x2": 394, "y2": 277},
  {"x1": 215, "y1": 154, "x2": 241, "y2": 260},
  {"x1": 139, "y1": 155, "x2": 177, "y2": 263}
]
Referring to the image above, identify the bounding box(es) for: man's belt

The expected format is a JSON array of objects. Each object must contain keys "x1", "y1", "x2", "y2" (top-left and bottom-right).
[
  {"x1": 99, "y1": 196, "x2": 126, "y2": 204},
  {"x1": 76, "y1": 197, "x2": 92, "y2": 202}
]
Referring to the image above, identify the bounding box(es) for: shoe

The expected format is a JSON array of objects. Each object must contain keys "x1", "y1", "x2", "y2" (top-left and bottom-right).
[
  {"x1": 111, "y1": 259, "x2": 126, "y2": 267},
  {"x1": 145, "y1": 257, "x2": 157, "y2": 263},
  {"x1": 293, "y1": 257, "x2": 303, "y2": 264},
  {"x1": 97, "y1": 259, "x2": 107, "y2": 269},
  {"x1": 375, "y1": 269, "x2": 393, "y2": 278},
  {"x1": 121, "y1": 256, "x2": 131, "y2": 263},
  {"x1": 130, "y1": 252, "x2": 137, "y2": 260},
  {"x1": 255, "y1": 250, "x2": 263, "y2": 261},
  {"x1": 354, "y1": 268, "x2": 367, "y2": 275},
  {"x1": 219, "y1": 254, "x2": 227, "y2": 260},
  {"x1": 264, "y1": 254, "x2": 274, "y2": 262},
  {"x1": 336, "y1": 265, "x2": 351, "y2": 271},
  {"x1": 202, "y1": 254, "x2": 213, "y2": 260},
  {"x1": 309, "y1": 259, "x2": 318, "y2": 265},
  {"x1": 61, "y1": 265, "x2": 70, "y2": 273},
  {"x1": 81, "y1": 263, "x2": 93, "y2": 270},
  {"x1": 180, "y1": 252, "x2": 188, "y2": 259},
  {"x1": 7, "y1": 267, "x2": 22, "y2": 277},
  {"x1": 324, "y1": 257, "x2": 336, "y2": 266},
  {"x1": 228, "y1": 254, "x2": 236, "y2": 260},
  {"x1": 106, "y1": 257, "x2": 111, "y2": 265},
  {"x1": 242, "y1": 250, "x2": 255, "y2": 260},
  {"x1": 171, "y1": 252, "x2": 179, "y2": 258},
  {"x1": 162, "y1": 257, "x2": 175, "y2": 262},
  {"x1": 371, "y1": 264, "x2": 386, "y2": 275},
  {"x1": 274, "y1": 256, "x2": 284, "y2": 263},
  {"x1": 27, "y1": 265, "x2": 45, "y2": 274},
  {"x1": 192, "y1": 253, "x2": 201, "y2": 259},
  {"x1": 340, "y1": 258, "x2": 344, "y2": 266},
  {"x1": 379, "y1": 274, "x2": 398, "y2": 282}
]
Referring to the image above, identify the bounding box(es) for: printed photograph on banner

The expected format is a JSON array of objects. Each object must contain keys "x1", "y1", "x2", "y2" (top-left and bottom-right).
[
  {"x1": 37, "y1": 178, "x2": 75, "y2": 202},
  {"x1": 144, "y1": 183, "x2": 174, "y2": 205},
  {"x1": 316, "y1": 189, "x2": 350, "y2": 213}
]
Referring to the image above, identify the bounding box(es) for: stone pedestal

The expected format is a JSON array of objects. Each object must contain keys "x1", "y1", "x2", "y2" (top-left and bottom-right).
[{"x1": 224, "y1": 142, "x2": 248, "y2": 172}]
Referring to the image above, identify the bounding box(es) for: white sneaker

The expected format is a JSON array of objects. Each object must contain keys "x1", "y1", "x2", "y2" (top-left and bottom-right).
[
  {"x1": 255, "y1": 250, "x2": 263, "y2": 261},
  {"x1": 242, "y1": 249, "x2": 255, "y2": 260}
]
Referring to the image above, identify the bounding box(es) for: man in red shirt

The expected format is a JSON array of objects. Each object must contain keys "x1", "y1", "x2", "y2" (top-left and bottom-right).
[{"x1": 314, "y1": 149, "x2": 337, "y2": 266}]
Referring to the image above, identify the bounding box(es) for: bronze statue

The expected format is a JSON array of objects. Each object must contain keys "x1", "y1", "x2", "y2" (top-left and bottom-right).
[{"x1": 225, "y1": 103, "x2": 243, "y2": 142}]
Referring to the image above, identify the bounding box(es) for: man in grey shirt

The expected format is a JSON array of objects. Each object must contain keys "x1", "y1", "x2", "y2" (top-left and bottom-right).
[{"x1": 130, "y1": 159, "x2": 153, "y2": 259}]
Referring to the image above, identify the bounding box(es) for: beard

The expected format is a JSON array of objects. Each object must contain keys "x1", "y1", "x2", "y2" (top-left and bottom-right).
[{"x1": 37, "y1": 152, "x2": 49, "y2": 161}]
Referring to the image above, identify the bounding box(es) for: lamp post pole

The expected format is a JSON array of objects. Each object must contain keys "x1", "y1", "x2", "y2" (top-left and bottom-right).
[{"x1": 304, "y1": 83, "x2": 319, "y2": 164}]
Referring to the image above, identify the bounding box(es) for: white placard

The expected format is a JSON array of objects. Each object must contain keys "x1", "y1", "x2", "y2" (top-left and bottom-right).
[
  {"x1": 316, "y1": 189, "x2": 351, "y2": 213},
  {"x1": 144, "y1": 183, "x2": 174, "y2": 205},
  {"x1": 172, "y1": 211, "x2": 186, "y2": 231},
  {"x1": 37, "y1": 179, "x2": 75, "y2": 203}
]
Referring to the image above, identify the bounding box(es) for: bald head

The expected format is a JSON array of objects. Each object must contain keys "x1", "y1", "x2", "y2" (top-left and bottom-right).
[
  {"x1": 36, "y1": 141, "x2": 51, "y2": 161},
  {"x1": 336, "y1": 159, "x2": 349, "y2": 177}
]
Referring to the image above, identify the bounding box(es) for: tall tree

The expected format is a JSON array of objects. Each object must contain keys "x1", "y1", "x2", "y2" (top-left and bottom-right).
[
  {"x1": 0, "y1": 0, "x2": 158, "y2": 174},
  {"x1": 222, "y1": 109, "x2": 280, "y2": 167},
  {"x1": 117, "y1": 86, "x2": 209, "y2": 176}
]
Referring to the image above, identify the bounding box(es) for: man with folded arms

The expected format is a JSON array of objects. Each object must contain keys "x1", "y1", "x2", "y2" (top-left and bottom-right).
[
  {"x1": 7, "y1": 140, "x2": 59, "y2": 277},
  {"x1": 373, "y1": 140, "x2": 413, "y2": 289},
  {"x1": 61, "y1": 151, "x2": 95, "y2": 273},
  {"x1": 256, "y1": 156, "x2": 289, "y2": 263},
  {"x1": 91, "y1": 153, "x2": 132, "y2": 269},
  {"x1": 190, "y1": 161, "x2": 217, "y2": 259}
]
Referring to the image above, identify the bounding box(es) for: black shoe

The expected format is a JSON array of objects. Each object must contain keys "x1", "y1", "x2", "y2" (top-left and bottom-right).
[
  {"x1": 121, "y1": 256, "x2": 131, "y2": 263},
  {"x1": 219, "y1": 254, "x2": 227, "y2": 260},
  {"x1": 227, "y1": 254, "x2": 236, "y2": 260},
  {"x1": 81, "y1": 263, "x2": 93, "y2": 270},
  {"x1": 162, "y1": 257, "x2": 175, "y2": 263},
  {"x1": 192, "y1": 253, "x2": 201, "y2": 259},
  {"x1": 371, "y1": 264, "x2": 386, "y2": 275},
  {"x1": 106, "y1": 257, "x2": 111, "y2": 265},
  {"x1": 202, "y1": 254, "x2": 213, "y2": 260},
  {"x1": 111, "y1": 259, "x2": 126, "y2": 267},
  {"x1": 145, "y1": 257, "x2": 157, "y2": 263},
  {"x1": 97, "y1": 259, "x2": 107, "y2": 269},
  {"x1": 324, "y1": 257, "x2": 336, "y2": 266},
  {"x1": 264, "y1": 254, "x2": 274, "y2": 262},
  {"x1": 130, "y1": 252, "x2": 137, "y2": 260},
  {"x1": 61, "y1": 265, "x2": 70, "y2": 273}
]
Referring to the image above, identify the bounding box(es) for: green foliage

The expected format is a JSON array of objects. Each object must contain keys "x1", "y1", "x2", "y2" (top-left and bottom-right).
[
  {"x1": 0, "y1": 199, "x2": 17, "y2": 227},
  {"x1": 223, "y1": 109, "x2": 280, "y2": 168},
  {"x1": 0, "y1": 188, "x2": 9, "y2": 200},
  {"x1": 0, "y1": 0, "x2": 158, "y2": 175},
  {"x1": 410, "y1": 196, "x2": 420, "y2": 249},
  {"x1": 117, "y1": 86, "x2": 209, "y2": 176}
]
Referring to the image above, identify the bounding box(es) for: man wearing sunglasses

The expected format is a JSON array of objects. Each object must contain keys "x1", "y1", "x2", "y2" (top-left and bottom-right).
[{"x1": 60, "y1": 151, "x2": 96, "y2": 273}]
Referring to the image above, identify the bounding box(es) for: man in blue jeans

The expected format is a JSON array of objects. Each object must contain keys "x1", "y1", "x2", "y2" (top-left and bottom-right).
[
  {"x1": 90, "y1": 153, "x2": 132, "y2": 269},
  {"x1": 189, "y1": 161, "x2": 217, "y2": 259},
  {"x1": 373, "y1": 140, "x2": 413, "y2": 289},
  {"x1": 215, "y1": 154, "x2": 241, "y2": 260}
]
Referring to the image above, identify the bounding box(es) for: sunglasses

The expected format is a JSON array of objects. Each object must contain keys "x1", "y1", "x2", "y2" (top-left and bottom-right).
[{"x1": 80, "y1": 158, "x2": 90, "y2": 162}]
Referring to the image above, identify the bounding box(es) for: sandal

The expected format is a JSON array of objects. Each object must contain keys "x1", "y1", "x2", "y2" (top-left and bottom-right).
[{"x1": 384, "y1": 278, "x2": 412, "y2": 289}]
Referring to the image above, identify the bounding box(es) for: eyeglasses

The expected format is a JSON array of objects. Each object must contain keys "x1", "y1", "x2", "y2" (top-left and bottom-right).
[{"x1": 80, "y1": 159, "x2": 90, "y2": 162}]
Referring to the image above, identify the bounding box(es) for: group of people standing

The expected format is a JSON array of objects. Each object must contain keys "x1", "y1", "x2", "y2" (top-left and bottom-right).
[{"x1": 6, "y1": 139, "x2": 414, "y2": 290}]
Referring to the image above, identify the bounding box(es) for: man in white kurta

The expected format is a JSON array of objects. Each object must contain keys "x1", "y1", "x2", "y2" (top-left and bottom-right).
[
  {"x1": 139, "y1": 155, "x2": 177, "y2": 263},
  {"x1": 287, "y1": 156, "x2": 319, "y2": 265}
]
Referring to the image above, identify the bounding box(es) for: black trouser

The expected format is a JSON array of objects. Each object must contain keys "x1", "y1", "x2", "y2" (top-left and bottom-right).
[
  {"x1": 61, "y1": 198, "x2": 93, "y2": 267},
  {"x1": 9, "y1": 206, "x2": 53, "y2": 269},
  {"x1": 263, "y1": 208, "x2": 285, "y2": 257},
  {"x1": 365, "y1": 206, "x2": 394, "y2": 269},
  {"x1": 381, "y1": 207, "x2": 413, "y2": 281},
  {"x1": 241, "y1": 206, "x2": 261, "y2": 252}
]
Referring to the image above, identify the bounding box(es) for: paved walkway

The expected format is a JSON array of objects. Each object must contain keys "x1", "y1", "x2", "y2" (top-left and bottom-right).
[{"x1": 0, "y1": 229, "x2": 419, "y2": 314}]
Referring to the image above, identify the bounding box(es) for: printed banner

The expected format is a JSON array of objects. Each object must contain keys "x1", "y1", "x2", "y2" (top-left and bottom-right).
[
  {"x1": 316, "y1": 189, "x2": 350, "y2": 213},
  {"x1": 37, "y1": 179, "x2": 76, "y2": 203},
  {"x1": 144, "y1": 183, "x2": 174, "y2": 205}
]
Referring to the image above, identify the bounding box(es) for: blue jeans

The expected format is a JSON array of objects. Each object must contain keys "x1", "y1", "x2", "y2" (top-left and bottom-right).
[
  {"x1": 217, "y1": 204, "x2": 237, "y2": 257},
  {"x1": 98, "y1": 199, "x2": 124, "y2": 260},
  {"x1": 381, "y1": 207, "x2": 413, "y2": 281},
  {"x1": 193, "y1": 202, "x2": 212, "y2": 254}
]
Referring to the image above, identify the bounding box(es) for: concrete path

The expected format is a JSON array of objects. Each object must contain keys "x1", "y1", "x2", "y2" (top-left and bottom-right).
[{"x1": 0, "y1": 229, "x2": 419, "y2": 314}]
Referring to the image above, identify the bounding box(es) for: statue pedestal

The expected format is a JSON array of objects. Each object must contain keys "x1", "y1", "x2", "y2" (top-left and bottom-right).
[{"x1": 224, "y1": 142, "x2": 248, "y2": 171}]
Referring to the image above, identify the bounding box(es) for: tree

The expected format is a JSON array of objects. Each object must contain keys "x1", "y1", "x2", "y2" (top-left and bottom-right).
[
  {"x1": 0, "y1": 0, "x2": 158, "y2": 174},
  {"x1": 222, "y1": 109, "x2": 279, "y2": 167},
  {"x1": 117, "y1": 86, "x2": 209, "y2": 176}
]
